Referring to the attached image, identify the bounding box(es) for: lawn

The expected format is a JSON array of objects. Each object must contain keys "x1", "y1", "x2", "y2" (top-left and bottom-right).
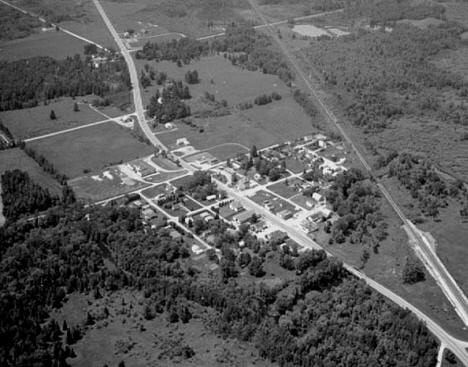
[
  {"x1": 69, "y1": 167, "x2": 150, "y2": 202},
  {"x1": 0, "y1": 29, "x2": 86, "y2": 61},
  {"x1": 267, "y1": 181, "x2": 298, "y2": 199},
  {"x1": 144, "y1": 170, "x2": 187, "y2": 184},
  {"x1": 0, "y1": 148, "x2": 62, "y2": 194},
  {"x1": 136, "y1": 55, "x2": 290, "y2": 107},
  {"x1": 151, "y1": 156, "x2": 180, "y2": 171},
  {"x1": 26, "y1": 123, "x2": 153, "y2": 178},
  {"x1": 141, "y1": 184, "x2": 167, "y2": 199},
  {"x1": 0, "y1": 97, "x2": 105, "y2": 140}
]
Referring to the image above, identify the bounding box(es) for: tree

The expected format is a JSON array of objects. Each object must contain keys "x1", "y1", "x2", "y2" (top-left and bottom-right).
[
  {"x1": 184, "y1": 70, "x2": 199, "y2": 84},
  {"x1": 250, "y1": 145, "x2": 258, "y2": 158},
  {"x1": 402, "y1": 257, "x2": 426, "y2": 284},
  {"x1": 50, "y1": 110, "x2": 56, "y2": 120},
  {"x1": 84, "y1": 44, "x2": 98, "y2": 55},
  {"x1": 248, "y1": 256, "x2": 265, "y2": 277},
  {"x1": 73, "y1": 102, "x2": 79, "y2": 112},
  {"x1": 360, "y1": 248, "x2": 370, "y2": 268}
]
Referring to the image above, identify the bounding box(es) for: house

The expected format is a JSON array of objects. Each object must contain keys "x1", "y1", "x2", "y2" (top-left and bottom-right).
[
  {"x1": 312, "y1": 192, "x2": 324, "y2": 203},
  {"x1": 191, "y1": 244, "x2": 204, "y2": 255},
  {"x1": 206, "y1": 194, "x2": 217, "y2": 201},
  {"x1": 232, "y1": 210, "x2": 255, "y2": 227},
  {"x1": 267, "y1": 230, "x2": 288, "y2": 243},
  {"x1": 165, "y1": 122, "x2": 175, "y2": 129},
  {"x1": 318, "y1": 140, "x2": 327, "y2": 149},
  {"x1": 142, "y1": 208, "x2": 157, "y2": 221},
  {"x1": 169, "y1": 230, "x2": 182, "y2": 240},
  {"x1": 199, "y1": 212, "x2": 214, "y2": 222},
  {"x1": 232, "y1": 161, "x2": 241, "y2": 170},
  {"x1": 229, "y1": 201, "x2": 243, "y2": 212},
  {"x1": 307, "y1": 208, "x2": 332, "y2": 223},
  {"x1": 176, "y1": 138, "x2": 189, "y2": 146},
  {"x1": 253, "y1": 173, "x2": 262, "y2": 181},
  {"x1": 277, "y1": 209, "x2": 293, "y2": 220}
]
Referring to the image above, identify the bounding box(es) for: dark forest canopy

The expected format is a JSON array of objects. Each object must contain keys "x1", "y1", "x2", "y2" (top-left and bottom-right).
[
  {"x1": 137, "y1": 24, "x2": 294, "y2": 83},
  {"x1": 304, "y1": 22, "x2": 468, "y2": 131},
  {"x1": 0, "y1": 188, "x2": 439, "y2": 367},
  {"x1": 0, "y1": 5, "x2": 42, "y2": 41},
  {"x1": 0, "y1": 55, "x2": 131, "y2": 111}
]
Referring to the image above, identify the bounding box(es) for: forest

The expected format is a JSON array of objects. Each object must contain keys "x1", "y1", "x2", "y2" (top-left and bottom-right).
[
  {"x1": 0, "y1": 170, "x2": 441, "y2": 366},
  {"x1": 304, "y1": 22, "x2": 468, "y2": 132},
  {"x1": 0, "y1": 55, "x2": 130, "y2": 111},
  {"x1": 326, "y1": 169, "x2": 387, "y2": 255},
  {"x1": 147, "y1": 80, "x2": 191, "y2": 123},
  {"x1": 388, "y1": 153, "x2": 466, "y2": 218},
  {"x1": 137, "y1": 24, "x2": 294, "y2": 82},
  {"x1": 0, "y1": 4, "x2": 41, "y2": 41}
]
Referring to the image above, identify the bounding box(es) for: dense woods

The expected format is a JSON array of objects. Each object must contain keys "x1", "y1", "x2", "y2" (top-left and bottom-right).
[
  {"x1": 0, "y1": 181, "x2": 440, "y2": 367},
  {"x1": 137, "y1": 24, "x2": 294, "y2": 82},
  {"x1": 147, "y1": 80, "x2": 191, "y2": 123},
  {"x1": 326, "y1": 169, "x2": 387, "y2": 252},
  {"x1": 1, "y1": 169, "x2": 57, "y2": 221},
  {"x1": 304, "y1": 22, "x2": 468, "y2": 132},
  {"x1": 388, "y1": 153, "x2": 466, "y2": 218},
  {"x1": 0, "y1": 55, "x2": 130, "y2": 111}
]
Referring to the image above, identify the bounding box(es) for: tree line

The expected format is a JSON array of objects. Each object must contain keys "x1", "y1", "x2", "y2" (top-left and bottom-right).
[{"x1": 0, "y1": 54, "x2": 131, "y2": 111}]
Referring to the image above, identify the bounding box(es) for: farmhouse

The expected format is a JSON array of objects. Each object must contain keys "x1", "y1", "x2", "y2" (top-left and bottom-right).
[{"x1": 176, "y1": 138, "x2": 190, "y2": 146}]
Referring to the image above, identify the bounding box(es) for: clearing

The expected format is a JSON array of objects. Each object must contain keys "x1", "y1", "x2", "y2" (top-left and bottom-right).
[
  {"x1": 0, "y1": 148, "x2": 62, "y2": 194},
  {"x1": 136, "y1": 55, "x2": 290, "y2": 107},
  {"x1": 26, "y1": 123, "x2": 153, "y2": 178},
  {"x1": 0, "y1": 98, "x2": 105, "y2": 140}
]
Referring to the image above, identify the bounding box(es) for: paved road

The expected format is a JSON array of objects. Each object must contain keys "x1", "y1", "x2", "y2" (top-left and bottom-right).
[
  {"x1": 246, "y1": 0, "x2": 468, "y2": 360},
  {"x1": 92, "y1": 0, "x2": 167, "y2": 152}
]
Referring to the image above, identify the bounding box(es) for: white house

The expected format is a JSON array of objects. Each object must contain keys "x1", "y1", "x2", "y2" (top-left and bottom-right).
[
  {"x1": 176, "y1": 138, "x2": 189, "y2": 146},
  {"x1": 206, "y1": 194, "x2": 217, "y2": 201},
  {"x1": 165, "y1": 122, "x2": 175, "y2": 129}
]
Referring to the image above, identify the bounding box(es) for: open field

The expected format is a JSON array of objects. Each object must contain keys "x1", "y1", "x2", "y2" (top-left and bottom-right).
[
  {"x1": 444, "y1": 1, "x2": 468, "y2": 27},
  {"x1": 184, "y1": 143, "x2": 247, "y2": 162},
  {"x1": 158, "y1": 98, "x2": 318, "y2": 153},
  {"x1": 267, "y1": 180, "x2": 299, "y2": 199},
  {"x1": 51, "y1": 289, "x2": 275, "y2": 367},
  {"x1": 151, "y1": 156, "x2": 180, "y2": 171},
  {"x1": 0, "y1": 29, "x2": 86, "y2": 61},
  {"x1": 26, "y1": 123, "x2": 153, "y2": 178},
  {"x1": 137, "y1": 55, "x2": 291, "y2": 107},
  {"x1": 0, "y1": 148, "x2": 62, "y2": 194},
  {"x1": 144, "y1": 170, "x2": 187, "y2": 184},
  {"x1": 0, "y1": 98, "x2": 104, "y2": 140},
  {"x1": 432, "y1": 47, "x2": 468, "y2": 83},
  {"x1": 69, "y1": 166, "x2": 150, "y2": 202},
  {"x1": 100, "y1": 0, "x2": 252, "y2": 38}
]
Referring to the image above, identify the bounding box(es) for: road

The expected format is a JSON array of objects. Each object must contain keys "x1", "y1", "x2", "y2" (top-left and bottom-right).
[
  {"x1": 247, "y1": 0, "x2": 468, "y2": 335},
  {"x1": 0, "y1": 0, "x2": 107, "y2": 50},
  {"x1": 92, "y1": 0, "x2": 167, "y2": 152},
  {"x1": 92, "y1": 0, "x2": 468, "y2": 362}
]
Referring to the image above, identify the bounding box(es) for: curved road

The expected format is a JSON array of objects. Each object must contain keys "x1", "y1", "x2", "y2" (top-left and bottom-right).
[{"x1": 94, "y1": 0, "x2": 468, "y2": 362}]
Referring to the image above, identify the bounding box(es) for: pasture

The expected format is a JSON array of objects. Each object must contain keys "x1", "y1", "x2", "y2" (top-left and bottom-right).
[
  {"x1": 0, "y1": 98, "x2": 104, "y2": 140},
  {"x1": 0, "y1": 29, "x2": 86, "y2": 61},
  {"x1": 0, "y1": 148, "x2": 62, "y2": 194},
  {"x1": 26, "y1": 123, "x2": 153, "y2": 178},
  {"x1": 136, "y1": 55, "x2": 290, "y2": 107}
]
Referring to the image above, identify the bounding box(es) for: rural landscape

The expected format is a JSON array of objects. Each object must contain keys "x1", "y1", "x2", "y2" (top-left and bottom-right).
[{"x1": 1, "y1": 0, "x2": 468, "y2": 366}]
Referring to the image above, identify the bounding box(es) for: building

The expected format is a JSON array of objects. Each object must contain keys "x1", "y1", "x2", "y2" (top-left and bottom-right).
[
  {"x1": 232, "y1": 210, "x2": 255, "y2": 227},
  {"x1": 229, "y1": 201, "x2": 243, "y2": 212},
  {"x1": 169, "y1": 230, "x2": 182, "y2": 240},
  {"x1": 277, "y1": 209, "x2": 293, "y2": 220},
  {"x1": 267, "y1": 230, "x2": 288, "y2": 243},
  {"x1": 176, "y1": 138, "x2": 189, "y2": 146},
  {"x1": 142, "y1": 208, "x2": 157, "y2": 221},
  {"x1": 206, "y1": 194, "x2": 217, "y2": 201},
  {"x1": 312, "y1": 192, "x2": 324, "y2": 204},
  {"x1": 165, "y1": 122, "x2": 175, "y2": 129}
]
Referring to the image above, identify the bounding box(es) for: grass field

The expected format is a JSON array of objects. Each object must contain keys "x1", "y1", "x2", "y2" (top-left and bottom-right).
[
  {"x1": 136, "y1": 55, "x2": 291, "y2": 107},
  {"x1": 0, "y1": 98, "x2": 105, "y2": 140},
  {"x1": 144, "y1": 170, "x2": 187, "y2": 184},
  {"x1": 444, "y1": 1, "x2": 468, "y2": 27},
  {"x1": 158, "y1": 98, "x2": 318, "y2": 153},
  {"x1": 27, "y1": 123, "x2": 153, "y2": 178},
  {"x1": 0, "y1": 148, "x2": 62, "y2": 194},
  {"x1": 53, "y1": 289, "x2": 276, "y2": 367},
  {"x1": 69, "y1": 167, "x2": 150, "y2": 202},
  {"x1": 0, "y1": 29, "x2": 86, "y2": 61},
  {"x1": 267, "y1": 181, "x2": 298, "y2": 199}
]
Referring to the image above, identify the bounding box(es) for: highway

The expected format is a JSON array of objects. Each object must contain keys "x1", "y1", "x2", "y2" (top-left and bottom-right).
[
  {"x1": 247, "y1": 0, "x2": 468, "y2": 346},
  {"x1": 92, "y1": 0, "x2": 468, "y2": 362},
  {"x1": 92, "y1": 0, "x2": 167, "y2": 152}
]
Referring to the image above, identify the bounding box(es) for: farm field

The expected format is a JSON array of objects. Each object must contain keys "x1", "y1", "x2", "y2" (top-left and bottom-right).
[
  {"x1": 0, "y1": 148, "x2": 62, "y2": 194},
  {"x1": 0, "y1": 29, "x2": 86, "y2": 61},
  {"x1": 137, "y1": 55, "x2": 290, "y2": 107},
  {"x1": 0, "y1": 98, "x2": 105, "y2": 140},
  {"x1": 26, "y1": 123, "x2": 153, "y2": 178},
  {"x1": 157, "y1": 97, "x2": 318, "y2": 153}
]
